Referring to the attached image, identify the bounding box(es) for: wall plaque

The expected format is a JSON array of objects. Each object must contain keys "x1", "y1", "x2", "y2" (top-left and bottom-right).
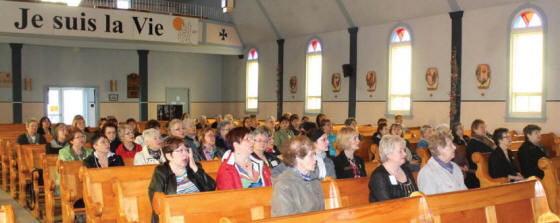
[{"x1": 127, "y1": 73, "x2": 139, "y2": 98}]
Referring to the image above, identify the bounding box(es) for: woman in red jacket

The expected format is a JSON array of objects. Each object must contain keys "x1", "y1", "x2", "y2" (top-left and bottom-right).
[{"x1": 216, "y1": 127, "x2": 272, "y2": 190}]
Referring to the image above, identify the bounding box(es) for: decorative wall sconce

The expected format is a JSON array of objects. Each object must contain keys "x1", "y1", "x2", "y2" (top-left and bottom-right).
[
  {"x1": 110, "y1": 80, "x2": 118, "y2": 92},
  {"x1": 24, "y1": 78, "x2": 32, "y2": 91}
]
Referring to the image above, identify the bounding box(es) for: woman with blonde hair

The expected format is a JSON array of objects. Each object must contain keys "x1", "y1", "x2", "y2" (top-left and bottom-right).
[
  {"x1": 194, "y1": 128, "x2": 226, "y2": 161},
  {"x1": 334, "y1": 127, "x2": 366, "y2": 179}
]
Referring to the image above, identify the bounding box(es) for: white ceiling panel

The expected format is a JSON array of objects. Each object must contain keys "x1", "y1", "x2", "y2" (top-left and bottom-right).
[{"x1": 231, "y1": 0, "x2": 278, "y2": 45}]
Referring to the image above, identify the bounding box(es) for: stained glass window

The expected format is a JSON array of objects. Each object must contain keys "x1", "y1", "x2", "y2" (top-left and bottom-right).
[
  {"x1": 305, "y1": 39, "x2": 322, "y2": 113},
  {"x1": 509, "y1": 9, "x2": 544, "y2": 118},
  {"x1": 388, "y1": 27, "x2": 412, "y2": 115},
  {"x1": 246, "y1": 49, "x2": 259, "y2": 112}
]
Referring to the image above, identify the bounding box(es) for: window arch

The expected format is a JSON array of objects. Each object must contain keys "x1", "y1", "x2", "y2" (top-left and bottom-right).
[
  {"x1": 388, "y1": 27, "x2": 412, "y2": 116},
  {"x1": 305, "y1": 39, "x2": 323, "y2": 114},
  {"x1": 246, "y1": 48, "x2": 259, "y2": 112},
  {"x1": 508, "y1": 8, "x2": 545, "y2": 119}
]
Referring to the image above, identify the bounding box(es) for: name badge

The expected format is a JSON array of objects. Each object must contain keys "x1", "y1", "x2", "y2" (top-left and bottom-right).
[
  {"x1": 389, "y1": 175, "x2": 398, "y2": 185},
  {"x1": 271, "y1": 160, "x2": 279, "y2": 167}
]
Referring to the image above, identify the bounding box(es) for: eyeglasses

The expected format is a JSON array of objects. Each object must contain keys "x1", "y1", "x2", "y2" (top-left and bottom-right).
[
  {"x1": 173, "y1": 145, "x2": 189, "y2": 154},
  {"x1": 254, "y1": 139, "x2": 268, "y2": 143}
]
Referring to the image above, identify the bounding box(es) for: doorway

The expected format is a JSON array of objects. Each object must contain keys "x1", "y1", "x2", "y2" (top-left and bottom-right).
[{"x1": 46, "y1": 87, "x2": 98, "y2": 126}]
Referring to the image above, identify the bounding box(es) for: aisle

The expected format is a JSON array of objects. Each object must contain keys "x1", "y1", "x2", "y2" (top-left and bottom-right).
[{"x1": 0, "y1": 189, "x2": 40, "y2": 223}]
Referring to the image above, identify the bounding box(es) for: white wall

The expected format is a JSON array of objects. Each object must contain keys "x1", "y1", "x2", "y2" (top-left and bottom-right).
[{"x1": 0, "y1": 44, "x2": 13, "y2": 101}]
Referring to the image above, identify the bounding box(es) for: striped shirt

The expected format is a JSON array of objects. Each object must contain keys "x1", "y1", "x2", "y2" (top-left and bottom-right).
[{"x1": 176, "y1": 172, "x2": 200, "y2": 194}]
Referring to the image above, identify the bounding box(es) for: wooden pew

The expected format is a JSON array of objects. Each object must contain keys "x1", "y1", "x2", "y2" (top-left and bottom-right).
[
  {"x1": 0, "y1": 136, "x2": 19, "y2": 191},
  {"x1": 58, "y1": 160, "x2": 86, "y2": 223},
  {"x1": 201, "y1": 160, "x2": 221, "y2": 180},
  {"x1": 17, "y1": 144, "x2": 46, "y2": 208},
  {"x1": 417, "y1": 147, "x2": 431, "y2": 169},
  {"x1": 541, "y1": 133, "x2": 560, "y2": 157},
  {"x1": 471, "y1": 152, "x2": 509, "y2": 188},
  {"x1": 153, "y1": 180, "x2": 339, "y2": 223},
  {"x1": 80, "y1": 165, "x2": 157, "y2": 223},
  {"x1": 335, "y1": 177, "x2": 371, "y2": 207},
  {"x1": 370, "y1": 144, "x2": 380, "y2": 162},
  {"x1": 221, "y1": 196, "x2": 429, "y2": 223},
  {"x1": 8, "y1": 143, "x2": 19, "y2": 199},
  {"x1": 41, "y1": 154, "x2": 60, "y2": 223},
  {"x1": 0, "y1": 205, "x2": 15, "y2": 223},
  {"x1": 539, "y1": 157, "x2": 560, "y2": 214},
  {"x1": 112, "y1": 178, "x2": 153, "y2": 223},
  {"x1": 364, "y1": 161, "x2": 381, "y2": 177},
  {"x1": 424, "y1": 179, "x2": 560, "y2": 223},
  {"x1": 122, "y1": 158, "x2": 134, "y2": 166}
]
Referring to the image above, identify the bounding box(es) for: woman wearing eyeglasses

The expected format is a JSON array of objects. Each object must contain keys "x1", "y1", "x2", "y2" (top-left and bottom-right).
[
  {"x1": 148, "y1": 136, "x2": 216, "y2": 223},
  {"x1": 216, "y1": 127, "x2": 272, "y2": 190},
  {"x1": 252, "y1": 126, "x2": 281, "y2": 169}
]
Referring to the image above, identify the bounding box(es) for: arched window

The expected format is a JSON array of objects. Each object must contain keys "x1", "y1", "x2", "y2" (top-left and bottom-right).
[
  {"x1": 246, "y1": 48, "x2": 259, "y2": 112},
  {"x1": 388, "y1": 27, "x2": 412, "y2": 115},
  {"x1": 305, "y1": 39, "x2": 323, "y2": 113},
  {"x1": 508, "y1": 9, "x2": 544, "y2": 119}
]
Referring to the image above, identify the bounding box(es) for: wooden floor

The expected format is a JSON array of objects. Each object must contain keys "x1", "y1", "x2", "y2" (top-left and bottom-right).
[{"x1": 0, "y1": 189, "x2": 39, "y2": 223}]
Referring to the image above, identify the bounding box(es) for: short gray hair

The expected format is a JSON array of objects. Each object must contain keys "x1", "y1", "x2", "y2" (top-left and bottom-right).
[
  {"x1": 252, "y1": 126, "x2": 271, "y2": 138},
  {"x1": 224, "y1": 114, "x2": 234, "y2": 121},
  {"x1": 118, "y1": 124, "x2": 133, "y2": 138},
  {"x1": 183, "y1": 118, "x2": 195, "y2": 128},
  {"x1": 168, "y1": 119, "x2": 183, "y2": 130},
  {"x1": 217, "y1": 120, "x2": 232, "y2": 132},
  {"x1": 142, "y1": 128, "x2": 160, "y2": 144},
  {"x1": 435, "y1": 123, "x2": 450, "y2": 134},
  {"x1": 379, "y1": 135, "x2": 406, "y2": 163},
  {"x1": 420, "y1": 125, "x2": 432, "y2": 138},
  {"x1": 266, "y1": 116, "x2": 275, "y2": 123}
]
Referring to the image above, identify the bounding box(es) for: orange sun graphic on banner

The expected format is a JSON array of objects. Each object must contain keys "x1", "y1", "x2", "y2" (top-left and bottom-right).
[{"x1": 173, "y1": 17, "x2": 184, "y2": 31}]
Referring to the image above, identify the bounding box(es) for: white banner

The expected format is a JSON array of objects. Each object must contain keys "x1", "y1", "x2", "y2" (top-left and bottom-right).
[
  {"x1": 0, "y1": 1, "x2": 199, "y2": 45},
  {"x1": 205, "y1": 22, "x2": 241, "y2": 47}
]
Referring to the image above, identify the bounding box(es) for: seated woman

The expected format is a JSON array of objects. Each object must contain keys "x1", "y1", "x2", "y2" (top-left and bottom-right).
[
  {"x1": 274, "y1": 116, "x2": 294, "y2": 149},
  {"x1": 134, "y1": 129, "x2": 166, "y2": 165},
  {"x1": 216, "y1": 127, "x2": 272, "y2": 190},
  {"x1": 417, "y1": 125, "x2": 433, "y2": 149},
  {"x1": 83, "y1": 135, "x2": 124, "y2": 168},
  {"x1": 309, "y1": 129, "x2": 336, "y2": 180},
  {"x1": 518, "y1": 124, "x2": 548, "y2": 179},
  {"x1": 270, "y1": 136, "x2": 324, "y2": 217},
  {"x1": 390, "y1": 123, "x2": 421, "y2": 172},
  {"x1": 216, "y1": 121, "x2": 233, "y2": 150},
  {"x1": 17, "y1": 118, "x2": 47, "y2": 145},
  {"x1": 134, "y1": 119, "x2": 161, "y2": 145},
  {"x1": 168, "y1": 119, "x2": 186, "y2": 139},
  {"x1": 372, "y1": 122, "x2": 388, "y2": 147},
  {"x1": 37, "y1": 116, "x2": 52, "y2": 138},
  {"x1": 115, "y1": 124, "x2": 142, "y2": 159},
  {"x1": 369, "y1": 135, "x2": 417, "y2": 202},
  {"x1": 58, "y1": 128, "x2": 93, "y2": 162},
  {"x1": 452, "y1": 122, "x2": 469, "y2": 146},
  {"x1": 46, "y1": 123, "x2": 68, "y2": 154},
  {"x1": 334, "y1": 127, "x2": 366, "y2": 179},
  {"x1": 489, "y1": 128, "x2": 524, "y2": 181},
  {"x1": 126, "y1": 118, "x2": 142, "y2": 137},
  {"x1": 251, "y1": 126, "x2": 281, "y2": 169},
  {"x1": 418, "y1": 131, "x2": 467, "y2": 195},
  {"x1": 184, "y1": 118, "x2": 199, "y2": 150},
  {"x1": 148, "y1": 136, "x2": 216, "y2": 223},
  {"x1": 194, "y1": 127, "x2": 226, "y2": 161},
  {"x1": 72, "y1": 115, "x2": 94, "y2": 143},
  {"x1": 466, "y1": 119, "x2": 495, "y2": 188},
  {"x1": 320, "y1": 119, "x2": 337, "y2": 158},
  {"x1": 101, "y1": 123, "x2": 120, "y2": 153}
]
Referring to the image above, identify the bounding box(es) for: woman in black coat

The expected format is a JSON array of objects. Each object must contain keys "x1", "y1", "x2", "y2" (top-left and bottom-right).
[
  {"x1": 488, "y1": 128, "x2": 523, "y2": 181},
  {"x1": 83, "y1": 135, "x2": 124, "y2": 168},
  {"x1": 334, "y1": 127, "x2": 366, "y2": 179},
  {"x1": 465, "y1": 119, "x2": 495, "y2": 188},
  {"x1": 148, "y1": 137, "x2": 216, "y2": 223},
  {"x1": 518, "y1": 125, "x2": 548, "y2": 179}
]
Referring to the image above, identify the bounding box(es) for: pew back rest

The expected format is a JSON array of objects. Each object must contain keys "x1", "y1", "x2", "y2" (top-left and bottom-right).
[
  {"x1": 538, "y1": 157, "x2": 560, "y2": 214},
  {"x1": 541, "y1": 133, "x2": 560, "y2": 157},
  {"x1": 335, "y1": 177, "x2": 371, "y2": 207},
  {"x1": 425, "y1": 179, "x2": 558, "y2": 223},
  {"x1": 112, "y1": 178, "x2": 152, "y2": 223},
  {"x1": 41, "y1": 154, "x2": 59, "y2": 192},
  {"x1": 20, "y1": 145, "x2": 46, "y2": 174},
  {"x1": 58, "y1": 160, "x2": 85, "y2": 203},
  {"x1": 200, "y1": 160, "x2": 222, "y2": 179},
  {"x1": 81, "y1": 164, "x2": 157, "y2": 222},
  {"x1": 364, "y1": 161, "x2": 381, "y2": 177},
  {"x1": 0, "y1": 205, "x2": 15, "y2": 223},
  {"x1": 123, "y1": 158, "x2": 134, "y2": 166},
  {"x1": 237, "y1": 196, "x2": 429, "y2": 223},
  {"x1": 417, "y1": 147, "x2": 431, "y2": 169},
  {"x1": 370, "y1": 144, "x2": 380, "y2": 162},
  {"x1": 471, "y1": 152, "x2": 508, "y2": 188},
  {"x1": 156, "y1": 187, "x2": 274, "y2": 223}
]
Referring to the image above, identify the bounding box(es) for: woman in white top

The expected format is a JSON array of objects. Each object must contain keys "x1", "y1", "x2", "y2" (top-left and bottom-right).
[
  {"x1": 418, "y1": 130, "x2": 468, "y2": 195},
  {"x1": 134, "y1": 128, "x2": 166, "y2": 165}
]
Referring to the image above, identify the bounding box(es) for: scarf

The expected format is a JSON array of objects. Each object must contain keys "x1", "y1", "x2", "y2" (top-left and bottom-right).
[
  {"x1": 290, "y1": 167, "x2": 313, "y2": 182},
  {"x1": 471, "y1": 134, "x2": 496, "y2": 149},
  {"x1": 315, "y1": 152, "x2": 327, "y2": 179},
  {"x1": 148, "y1": 148, "x2": 161, "y2": 160}
]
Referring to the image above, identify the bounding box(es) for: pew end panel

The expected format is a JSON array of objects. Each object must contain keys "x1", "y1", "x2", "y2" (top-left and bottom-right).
[
  {"x1": 0, "y1": 205, "x2": 15, "y2": 223},
  {"x1": 41, "y1": 154, "x2": 60, "y2": 223},
  {"x1": 472, "y1": 152, "x2": 509, "y2": 188},
  {"x1": 112, "y1": 178, "x2": 153, "y2": 223},
  {"x1": 539, "y1": 157, "x2": 560, "y2": 214}
]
